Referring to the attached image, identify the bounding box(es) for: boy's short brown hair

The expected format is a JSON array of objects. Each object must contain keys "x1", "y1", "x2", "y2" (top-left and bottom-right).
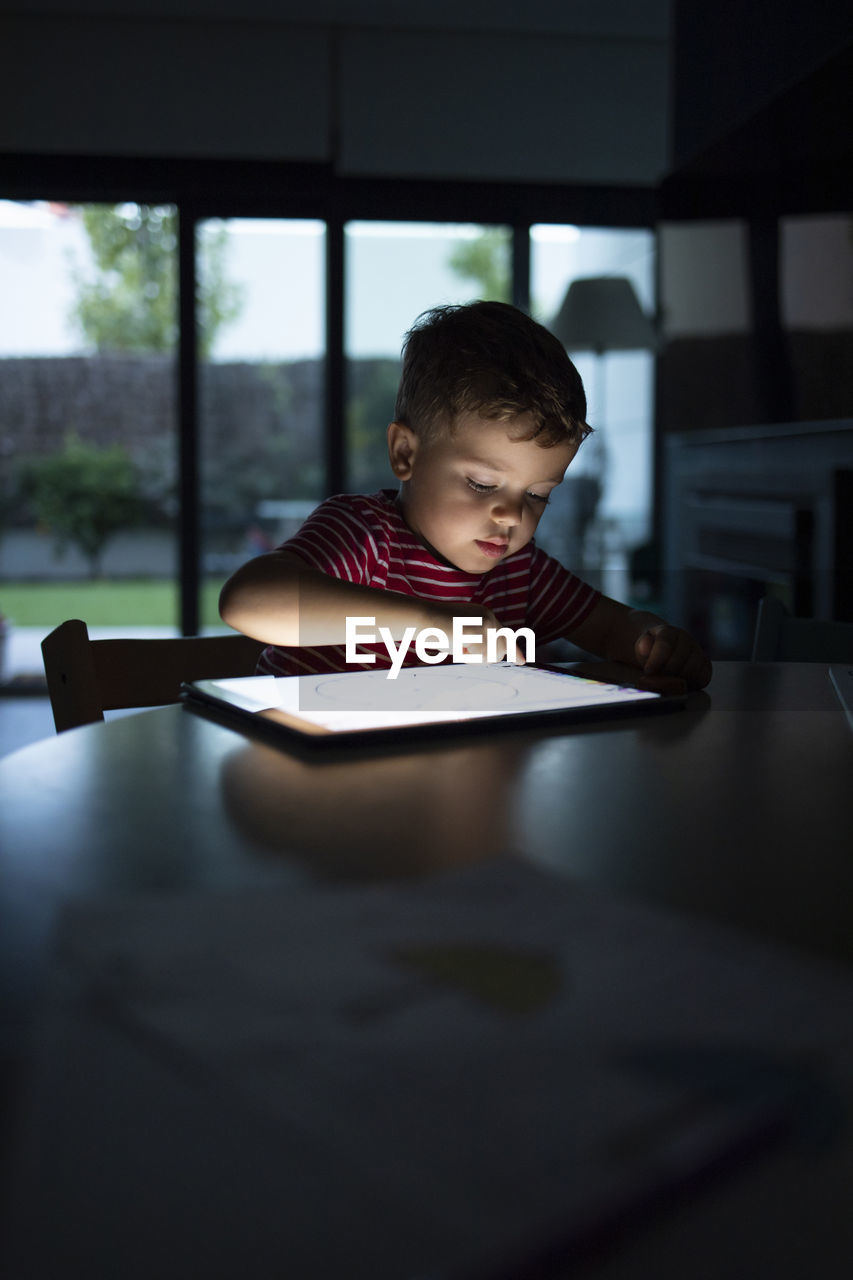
[{"x1": 394, "y1": 300, "x2": 592, "y2": 447}]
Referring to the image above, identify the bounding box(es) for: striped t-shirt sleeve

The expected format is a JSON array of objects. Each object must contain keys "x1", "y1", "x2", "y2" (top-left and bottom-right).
[
  {"x1": 524, "y1": 545, "x2": 600, "y2": 642},
  {"x1": 278, "y1": 494, "x2": 380, "y2": 584}
]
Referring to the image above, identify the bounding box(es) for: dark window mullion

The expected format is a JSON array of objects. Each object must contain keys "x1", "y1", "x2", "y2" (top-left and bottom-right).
[
  {"x1": 325, "y1": 217, "x2": 345, "y2": 495},
  {"x1": 511, "y1": 223, "x2": 531, "y2": 313},
  {"x1": 178, "y1": 206, "x2": 200, "y2": 635}
]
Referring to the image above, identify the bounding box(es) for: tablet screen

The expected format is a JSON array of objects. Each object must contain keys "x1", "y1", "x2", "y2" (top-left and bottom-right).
[{"x1": 188, "y1": 663, "x2": 661, "y2": 737}]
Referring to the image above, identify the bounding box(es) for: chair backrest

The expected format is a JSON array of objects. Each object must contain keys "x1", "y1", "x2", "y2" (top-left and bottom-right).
[
  {"x1": 750, "y1": 596, "x2": 853, "y2": 662},
  {"x1": 41, "y1": 618, "x2": 265, "y2": 733}
]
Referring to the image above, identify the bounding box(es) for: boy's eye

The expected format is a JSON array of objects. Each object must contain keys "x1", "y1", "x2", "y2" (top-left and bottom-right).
[{"x1": 466, "y1": 478, "x2": 550, "y2": 505}]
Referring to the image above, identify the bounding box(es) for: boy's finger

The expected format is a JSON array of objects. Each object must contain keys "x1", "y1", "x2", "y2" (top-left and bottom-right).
[
  {"x1": 641, "y1": 634, "x2": 674, "y2": 674},
  {"x1": 635, "y1": 630, "x2": 654, "y2": 657}
]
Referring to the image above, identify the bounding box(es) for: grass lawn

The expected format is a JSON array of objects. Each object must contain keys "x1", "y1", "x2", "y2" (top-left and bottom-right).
[{"x1": 1, "y1": 580, "x2": 225, "y2": 628}]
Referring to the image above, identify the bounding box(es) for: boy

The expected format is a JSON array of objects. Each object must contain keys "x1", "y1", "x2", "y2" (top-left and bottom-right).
[{"x1": 219, "y1": 301, "x2": 711, "y2": 690}]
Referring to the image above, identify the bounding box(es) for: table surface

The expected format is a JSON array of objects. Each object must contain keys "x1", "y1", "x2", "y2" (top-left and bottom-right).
[
  {"x1": 2, "y1": 661, "x2": 852, "y2": 1278},
  {"x1": 2, "y1": 661, "x2": 851, "y2": 967}
]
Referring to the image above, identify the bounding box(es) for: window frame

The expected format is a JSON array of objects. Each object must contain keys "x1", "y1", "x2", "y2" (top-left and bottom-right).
[{"x1": 0, "y1": 154, "x2": 657, "y2": 632}]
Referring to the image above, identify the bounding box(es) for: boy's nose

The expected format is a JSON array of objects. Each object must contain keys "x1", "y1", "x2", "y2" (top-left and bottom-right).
[{"x1": 491, "y1": 497, "x2": 523, "y2": 525}]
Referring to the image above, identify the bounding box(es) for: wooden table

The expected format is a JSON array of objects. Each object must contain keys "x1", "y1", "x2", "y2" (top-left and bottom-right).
[{"x1": 1, "y1": 662, "x2": 852, "y2": 1278}]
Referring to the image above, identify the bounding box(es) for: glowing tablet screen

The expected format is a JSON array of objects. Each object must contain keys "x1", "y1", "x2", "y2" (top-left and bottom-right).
[{"x1": 193, "y1": 664, "x2": 660, "y2": 735}]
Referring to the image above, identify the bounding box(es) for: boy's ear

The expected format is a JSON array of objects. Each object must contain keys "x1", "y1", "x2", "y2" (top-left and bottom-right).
[{"x1": 387, "y1": 421, "x2": 419, "y2": 480}]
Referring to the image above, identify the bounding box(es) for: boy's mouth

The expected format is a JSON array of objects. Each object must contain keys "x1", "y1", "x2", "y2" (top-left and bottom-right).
[{"x1": 475, "y1": 538, "x2": 510, "y2": 559}]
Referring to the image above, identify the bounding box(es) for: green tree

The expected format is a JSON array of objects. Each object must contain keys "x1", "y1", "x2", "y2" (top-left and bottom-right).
[
  {"x1": 70, "y1": 205, "x2": 243, "y2": 356},
  {"x1": 447, "y1": 228, "x2": 512, "y2": 301},
  {"x1": 21, "y1": 435, "x2": 141, "y2": 577}
]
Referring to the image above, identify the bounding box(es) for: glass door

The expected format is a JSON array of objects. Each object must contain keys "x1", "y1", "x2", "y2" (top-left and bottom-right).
[
  {"x1": 344, "y1": 221, "x2": 511, "y2": 494},
  {"x1": 196, "y1": 218, "x2": 327, "y2": 629},
  {"x1": 530, "y1": 224, "x2": 656, "y2": 600},
  {"x1": 0, "y1": 200, "x2": 179, "y2": 683}
]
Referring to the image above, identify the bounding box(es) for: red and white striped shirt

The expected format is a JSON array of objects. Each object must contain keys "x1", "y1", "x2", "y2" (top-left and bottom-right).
[{"x1": 258, "y1": 490, "x2": 600, "y2": 676}]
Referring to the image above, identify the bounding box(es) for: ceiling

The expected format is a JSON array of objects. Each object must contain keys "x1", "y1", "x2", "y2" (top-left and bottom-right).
[{"x1": 0, "y1": 0, "x2": 672, "y2": 40}]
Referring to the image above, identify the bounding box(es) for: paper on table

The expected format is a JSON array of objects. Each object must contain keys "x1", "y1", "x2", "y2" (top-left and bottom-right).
[{"x1": 6, "y1": 858, "x2": 853, "y2": 1280}]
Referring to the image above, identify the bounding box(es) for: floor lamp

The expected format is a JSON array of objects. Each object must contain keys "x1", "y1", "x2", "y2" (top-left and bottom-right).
[
  {"x1": 550, "y1": 275, "x2": 658, "y2": 428},
  {"x1": 549, "y1": 276, "x2": 658, "y2": 585}
]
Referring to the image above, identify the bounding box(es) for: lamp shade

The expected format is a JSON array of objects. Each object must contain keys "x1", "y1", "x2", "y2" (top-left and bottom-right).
[{"x1": 551, "y1": 276, "x2": 657, "y2": 354}]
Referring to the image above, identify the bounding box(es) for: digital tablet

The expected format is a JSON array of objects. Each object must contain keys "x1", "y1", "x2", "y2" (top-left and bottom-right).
[{"x1": 181, "y1": 662, "x2": 682, "y2": 747}]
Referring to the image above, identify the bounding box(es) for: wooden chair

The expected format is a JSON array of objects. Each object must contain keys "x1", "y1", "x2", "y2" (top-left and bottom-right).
[
  {"x1": 750, "y1": 596, "x2": 853, "y2": 662},
  {"x1": 41, "y1": 618, "x2": 265, "y2": 733}
]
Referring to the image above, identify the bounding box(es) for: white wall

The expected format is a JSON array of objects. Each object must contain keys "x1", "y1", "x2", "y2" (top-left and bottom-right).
[
  {"x1": 659, "y1": 222, "x2": 752, "y2": 338},
  {"x1": 0, "y1": 16, "x2": 330, "y2": 160},
  {"x1": 0, "y1": 1, "x2": 672, "y2": 184}
]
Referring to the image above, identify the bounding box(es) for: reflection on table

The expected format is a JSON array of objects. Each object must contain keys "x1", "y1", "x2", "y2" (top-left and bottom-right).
[{"x1": 1, "y1": 662, "x2": 852, "y2": 1279}]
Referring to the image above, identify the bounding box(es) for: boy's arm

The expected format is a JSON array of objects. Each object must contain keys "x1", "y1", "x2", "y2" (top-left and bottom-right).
[
  {"x1": 219, "y1": 550, "x2": 432, "y2": 646},
  {"x1": 568, "y1": 594, "x2": 712, "y2": 690},
  {"x1": 219, "y1": 551, "x2": 521, "y2": 658}
]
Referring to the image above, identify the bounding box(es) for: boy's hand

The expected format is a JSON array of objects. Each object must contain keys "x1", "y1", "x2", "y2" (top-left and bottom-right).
[{"x1": 635, "y1": 623, "x2": 712, "y2": 690}]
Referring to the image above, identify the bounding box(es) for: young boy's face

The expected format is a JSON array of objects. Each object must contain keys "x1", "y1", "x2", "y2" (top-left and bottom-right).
[{"x1": 388, "y1": 411, "x2": 577, "y2": 574}]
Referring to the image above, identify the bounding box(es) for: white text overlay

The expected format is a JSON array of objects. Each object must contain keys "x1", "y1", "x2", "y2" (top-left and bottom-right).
[{"x1": 344, "y1": 616, "x2": 535, "y2": 678}]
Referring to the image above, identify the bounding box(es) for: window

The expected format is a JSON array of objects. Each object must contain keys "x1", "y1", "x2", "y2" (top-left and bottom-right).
[
  {"x1": 196, "y1": 218, "x2": 326, "y2": 627},
  {"x1": 344, "y1": 221, "x2": 511, "y2": 494},
  {"x1": 0, "y1": 200, "x2": 179, "y2": 648},
  {"x1": 0, "y1": 164, "x2": 658, "y2": 673},
  {"x1": 530, "y1": 224, "x2": 656, "y2": 593}
]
